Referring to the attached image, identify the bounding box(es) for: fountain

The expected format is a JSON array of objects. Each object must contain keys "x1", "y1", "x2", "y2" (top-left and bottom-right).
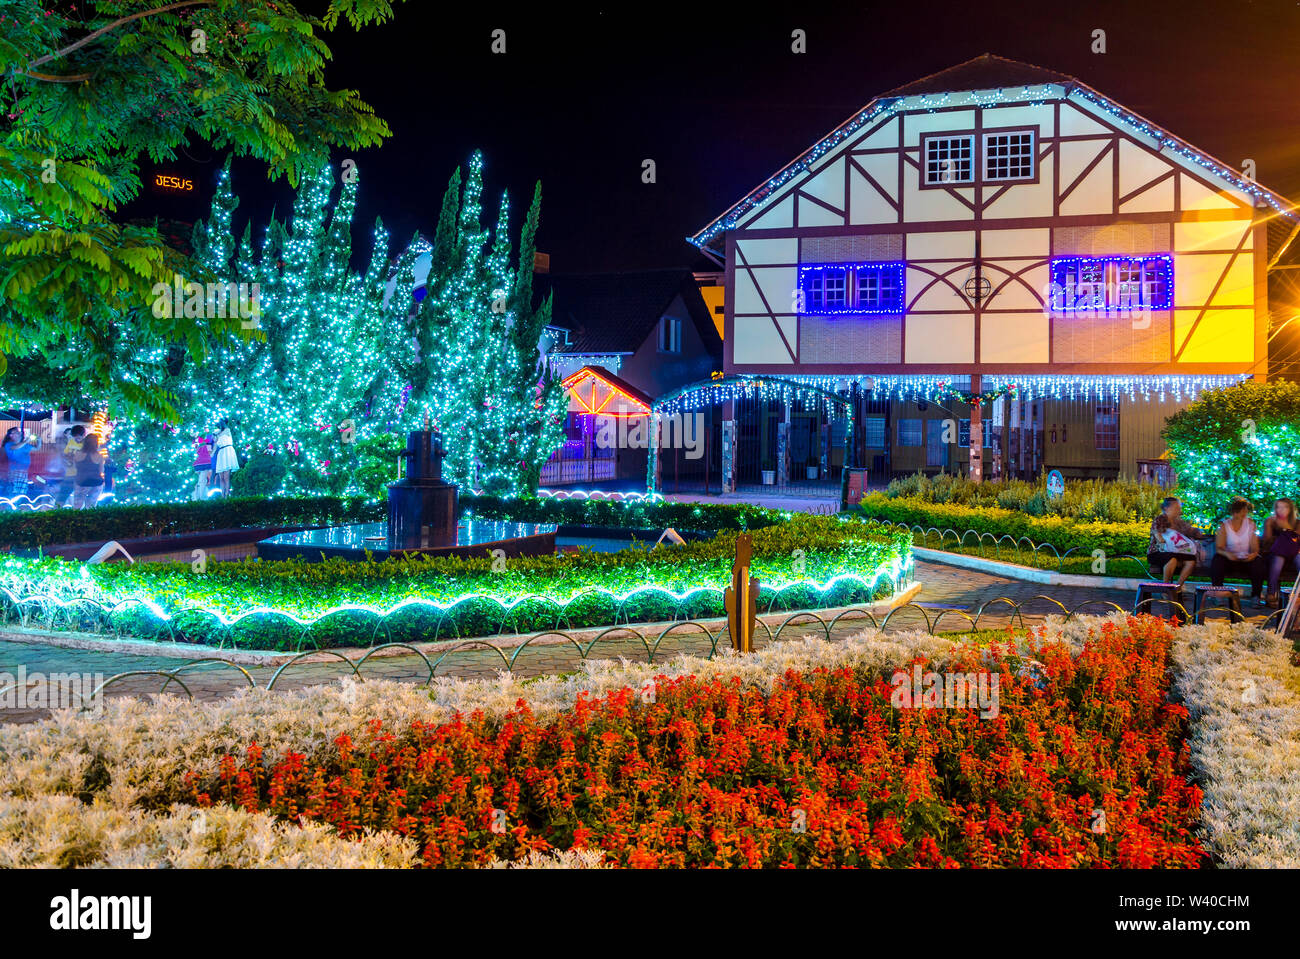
[{"x1": 257, "y1": 426, "x2": 557, "y2": 562}]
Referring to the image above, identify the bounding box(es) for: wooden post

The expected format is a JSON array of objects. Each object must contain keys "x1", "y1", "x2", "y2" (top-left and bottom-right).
[
  {"x1": 724, "y1": 533, "x2": 760, "y2": 652},
  {"x1": 969, "y1": 374, "x2": 983, "y2": 484}
]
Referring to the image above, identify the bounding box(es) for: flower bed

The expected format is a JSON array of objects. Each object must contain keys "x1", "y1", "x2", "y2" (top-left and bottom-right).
[
  {"x1": 2, "y1": 615, "x2": 1292, "y2": 868},
  {"x1": 0, "y1": 509, "x2": 911, "y2": 650},
  {"x1": 182, "y1": 615, "x2": 1203, "y2": 867},
  {"x1": 1, "y1": 615, "x2": 1210, "y2": 868}
]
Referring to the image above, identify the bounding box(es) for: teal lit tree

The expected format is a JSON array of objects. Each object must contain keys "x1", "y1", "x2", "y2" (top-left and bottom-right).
[
  {"x1": 119, "y1": 160, "x2": 401, "y2": 498},
  {"x1": 397, "y1": 152, "x2": 564, "y2": 495},
  {"x1": 1163, "y1": 379, "x2": 1300, "y2": 524}
]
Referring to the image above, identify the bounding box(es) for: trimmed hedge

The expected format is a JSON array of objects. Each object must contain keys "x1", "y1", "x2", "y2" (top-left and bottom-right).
[
  {"x1": 0, "y1": 496, "x2": 384, "y2": 551},
  {"x1": 856, "y1": 493, "x2": 1151, "y2": 557},
  {"x1": 0, "y1": 493, "x2": 776, "y2": 552},
  {"x1": 0, "y1": 505, "x2": 912, "y2": 651},
  {"x1": 462, "y1": 494, "x2": 775, "y2": 532}
]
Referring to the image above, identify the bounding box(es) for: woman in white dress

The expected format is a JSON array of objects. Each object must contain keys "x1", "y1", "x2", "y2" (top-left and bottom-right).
[{"x1": 212, "y1": 419, "x2": 239, "y2": 496}]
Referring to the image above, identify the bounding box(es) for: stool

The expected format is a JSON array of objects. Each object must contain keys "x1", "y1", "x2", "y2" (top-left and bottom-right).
[
  {"x1": 1134, "y1": 582, "x2": 1188, "y2": 624},
  {"x1": 1193, "y1": 585, "x2": 1242, "y2": 623}
]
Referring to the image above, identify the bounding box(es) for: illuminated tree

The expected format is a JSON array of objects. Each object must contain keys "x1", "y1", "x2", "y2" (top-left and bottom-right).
[
  {"x1": 1163, "y1": 379, "x2": 1300, "y2": 523},
  {"x1": 0, "y1": 0, "x2": 412, "y2": 412},
  {"x1": 120, "y1": 160, "x2": 400, "y2": 498},
  {"x1": 398, "y1": 152, "x2": 564, "y2": 494}
]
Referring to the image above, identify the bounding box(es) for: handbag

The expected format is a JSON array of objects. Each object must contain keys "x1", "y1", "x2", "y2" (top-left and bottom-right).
[
  {"x1": 1161, "y1": 528, "x2": 1195, "y2": 554},
  {"x1": 1271, "y1": 528, "x2": 1300, "y2": 559}
]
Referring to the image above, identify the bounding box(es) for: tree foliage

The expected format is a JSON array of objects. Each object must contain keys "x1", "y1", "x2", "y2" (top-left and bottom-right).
[
  {"x1": 1163, "y1": 379, "x2": 1300, "y2": 523},
  {"x1": 0, "y1": 0, "x2": 407, "y2": 412}
]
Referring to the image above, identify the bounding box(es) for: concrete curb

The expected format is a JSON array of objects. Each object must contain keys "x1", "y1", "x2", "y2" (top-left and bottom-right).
[
  {"x1": 914, "y1": 546, "x2": 1147, "y2": 590},
  {"x1": 0, "y1": 580, "x2": 924, "y2": 666}
]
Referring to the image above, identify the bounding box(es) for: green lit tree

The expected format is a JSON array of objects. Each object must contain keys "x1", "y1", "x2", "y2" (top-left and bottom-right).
[
  {"x1": 119, "y1": 160, "x2": 401, "y2": 498},
  {"x1": 1163, "y1": 379, "x2": 1300, "y2": 524},
  {"x1": 397, "y1": 152, "x2": 564, "y2": 495}
]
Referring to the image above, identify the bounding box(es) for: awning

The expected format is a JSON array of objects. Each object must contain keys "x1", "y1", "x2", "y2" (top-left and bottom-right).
[{"x1": 562, "y1": 366, "x2": 653, "y2": 417}]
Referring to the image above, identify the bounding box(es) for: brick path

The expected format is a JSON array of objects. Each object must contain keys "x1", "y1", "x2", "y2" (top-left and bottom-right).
[{"x1": 0, "y1": 559, "x2": 1236, "y2": 724}]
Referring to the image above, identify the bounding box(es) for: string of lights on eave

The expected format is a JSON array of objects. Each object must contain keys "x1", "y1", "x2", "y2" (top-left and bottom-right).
[
  {"x1": 653, "y1": 373, "x2": 1249, "y2": 415},
  {"x1": 687, "y1": 82, "x2": 1296, "y2": 252}
]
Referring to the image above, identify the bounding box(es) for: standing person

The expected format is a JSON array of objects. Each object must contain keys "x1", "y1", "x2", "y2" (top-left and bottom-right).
[
  {"x1": 1147, "y1": 495, "x2": 1204, "y2": 595},
  {"x1": 57, "y1": 425, "x2": 85, "y2": 507},
  {"x1": 2, "y1": 426, "x2": 37, "y2": 499},
  {"x1": 192, "y1": 431, "x2": 215, "y2": 500},
  {"x1": 212, "y1": 418, "x2": 239, "y2": 496},
  {"x1": 1262, "y1": 498, "x2": 1300, "y2": 609},
  {"x1": 71, "y1": 433, "x2": 106, "y2": 509},
  {"x1": 1211, "y1": 497, "x2": 1266, "y2": 605}
]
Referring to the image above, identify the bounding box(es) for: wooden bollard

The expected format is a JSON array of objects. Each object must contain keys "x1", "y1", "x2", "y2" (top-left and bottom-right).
[{"x1": 723, "y1": 533, "x2": 760, "y2": 653}]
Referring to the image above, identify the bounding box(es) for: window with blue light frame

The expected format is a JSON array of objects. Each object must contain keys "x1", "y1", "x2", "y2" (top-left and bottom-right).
[
  {"x1": 1049, "y1": 255, "x2": 1173, "y2": 312},
  {"x1": 799, "y1": 262, "x2": 905, "y2": 315}
]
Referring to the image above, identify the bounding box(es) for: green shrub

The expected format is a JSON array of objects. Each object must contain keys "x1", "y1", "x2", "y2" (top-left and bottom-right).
[
  {"x1": 1163, "y1": 380, "x2": 1300, "y2": 524},
  {"x1": 857, "y1": 493, "x2": 1150, "y2": 557},
  {"x1": 0, "y1": 511, "x2": 912, "y2": 649},
  {"x1": 231, "y1": 452, "x2": 288, "y2": 498},
  {"x1": 882, "y1": 473, "x2": 1168, "y2": 523},
  {"x1": 0, "y1": 496, "x2": 385, "y2": 551}
]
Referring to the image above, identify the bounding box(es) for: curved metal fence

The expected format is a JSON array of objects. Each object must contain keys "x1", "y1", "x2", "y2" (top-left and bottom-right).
[
  {"x1": 873, "y1": 519, "x2": 1153, "y2": 576},
  {"x1": 33, "y1": 589, "x2": 1270, "y2": 711}
]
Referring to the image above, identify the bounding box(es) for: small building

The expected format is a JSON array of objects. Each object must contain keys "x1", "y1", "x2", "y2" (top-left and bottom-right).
[{"x1": 541, "y1": 269, "x2": 722, "y2": 487}]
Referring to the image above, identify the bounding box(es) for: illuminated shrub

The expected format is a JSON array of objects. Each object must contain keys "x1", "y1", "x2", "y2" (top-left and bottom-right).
[{"x1": 1163, "y1": 380, "x2": 1300, "y2": 524}]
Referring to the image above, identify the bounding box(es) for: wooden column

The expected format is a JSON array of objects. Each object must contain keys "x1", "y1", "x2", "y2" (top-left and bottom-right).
[{"x1": 969, "y1": 374, "x2": 983, "y2": 484}]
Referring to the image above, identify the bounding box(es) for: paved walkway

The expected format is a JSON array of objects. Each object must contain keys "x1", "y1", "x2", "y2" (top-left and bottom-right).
[{"x1": 0, "y1": 560, "x2": 1174, "y2": 723}]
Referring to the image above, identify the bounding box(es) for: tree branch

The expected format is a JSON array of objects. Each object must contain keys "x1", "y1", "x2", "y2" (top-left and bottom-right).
[{"x1": 25, "y1": 0, "x2": 214, "y2": 70}]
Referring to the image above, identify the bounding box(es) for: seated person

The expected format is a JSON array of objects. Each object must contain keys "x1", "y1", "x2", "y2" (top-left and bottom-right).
[
  {"x1": 1147, "y1": 495, "x2": 1205, "y2": 592},
  {"x1": 1211, "y1": 496, "x2": 1266, "y2": 605},
  {"x1": 1262, "y1": 497, "x2": 1300, "y2": 609}
]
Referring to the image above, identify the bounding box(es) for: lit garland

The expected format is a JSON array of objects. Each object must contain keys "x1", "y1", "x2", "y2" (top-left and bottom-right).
[
  {"x1": 0, "y1": 517, "x2": 914, "y2": 646},
  {"x1": 655, "y1": 373, "x2": 1243, "y2": 406},
  {"x1": 981, "y1": 374, "x2": 1247, "y2": 403}
]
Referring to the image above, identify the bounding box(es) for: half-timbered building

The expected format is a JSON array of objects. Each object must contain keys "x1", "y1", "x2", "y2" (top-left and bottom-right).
[{"x1": 680, "y1": 54, "x2": 1297, "y2": 492}]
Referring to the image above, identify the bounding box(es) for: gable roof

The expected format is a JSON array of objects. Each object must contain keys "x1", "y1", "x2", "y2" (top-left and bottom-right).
[
  {"x1": 879, "y1": 54, "x2": 1073, "y2": 98},
  {"x1": 562, "y1": 365, "x2": 655, "y2": 413},
  {"x1": 689, "y1": 53, "x2": 1297, "y2": 253},
  {"x1": 544, "y1": 269, "x2": 722, "y2": 357}
]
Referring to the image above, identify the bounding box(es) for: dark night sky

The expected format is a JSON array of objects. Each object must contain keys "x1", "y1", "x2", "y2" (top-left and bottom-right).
[{"x1": 124, "y1": 0, "x2": 1300, "y2": 274}]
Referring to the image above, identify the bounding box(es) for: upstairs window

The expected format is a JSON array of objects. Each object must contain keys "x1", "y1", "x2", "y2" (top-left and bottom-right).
[
  {"x1": 1049, "y1": 255, "x2": 1173, "y2": 312},
  {"x1": 800, "y1": 262, "x2": 905, "y2": 315},
  {"x1": 984, "y1": 129, "x2": 1035, "y2": 181},
  {"x1": 658, "y1": 316, "x2": 681, "y2": 353},
  {"x1": 923, "y1": 135, "x2": 974, "y2": 185},
  {"x1": 805, "y1": 267, "x2": 848, "y2": 312}
]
